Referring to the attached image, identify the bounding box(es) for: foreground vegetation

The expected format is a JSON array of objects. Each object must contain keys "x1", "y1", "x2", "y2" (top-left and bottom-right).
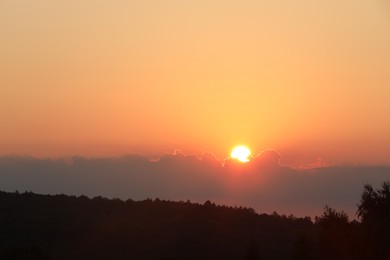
[{"x1": 0, "y1": 181, "x2": 389, "y2": 260}]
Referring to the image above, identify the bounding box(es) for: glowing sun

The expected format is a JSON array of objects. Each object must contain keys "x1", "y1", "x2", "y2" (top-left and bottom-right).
[{"x1": 231, "y1": 146, "x2": 251, "y2": 163}]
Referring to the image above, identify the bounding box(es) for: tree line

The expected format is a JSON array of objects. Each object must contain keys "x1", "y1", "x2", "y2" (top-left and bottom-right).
[{"x1": 0, "y1": 181, "x2": 389, "y2": 259}]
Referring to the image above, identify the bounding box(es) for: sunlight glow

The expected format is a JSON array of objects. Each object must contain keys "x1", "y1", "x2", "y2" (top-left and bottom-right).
[{"x1": 231, "y1": 146, "x2": 251, "y2": 163}]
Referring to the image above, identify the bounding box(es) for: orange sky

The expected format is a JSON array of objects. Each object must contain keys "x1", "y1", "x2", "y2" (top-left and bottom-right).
[{"x1": 1, "y1": 0, "x2": 390, "y2": 166}]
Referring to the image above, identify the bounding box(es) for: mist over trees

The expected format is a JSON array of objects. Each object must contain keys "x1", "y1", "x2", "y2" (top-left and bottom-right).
[{"x1": 0, "y1": 181, "x2": 389, "y2": 259}]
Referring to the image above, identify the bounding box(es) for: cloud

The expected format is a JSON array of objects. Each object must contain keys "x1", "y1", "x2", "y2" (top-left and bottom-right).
[{"x1": 0, "y1": 151, "x2": 389, "y2": 218}]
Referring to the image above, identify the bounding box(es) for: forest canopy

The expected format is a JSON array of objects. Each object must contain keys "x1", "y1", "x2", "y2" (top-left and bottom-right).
[{"x1": 0, "y1": 181, "x2": 389, "y2": 259}]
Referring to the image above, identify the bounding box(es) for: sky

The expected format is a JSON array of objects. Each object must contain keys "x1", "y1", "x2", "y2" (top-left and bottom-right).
[
  {"x1": 1, "y1": 0, "x2": 390, "y2": 166},
  {"x1": 0, "y1": 1, "x2": 390, "y2": 217}
]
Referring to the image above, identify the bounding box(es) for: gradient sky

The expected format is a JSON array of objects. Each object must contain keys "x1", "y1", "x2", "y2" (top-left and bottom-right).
[{"x1": 1, "y1": 0, "x2": 390, "y2": 166}]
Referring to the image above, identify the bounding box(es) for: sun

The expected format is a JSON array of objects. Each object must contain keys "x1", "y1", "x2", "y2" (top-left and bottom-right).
[{"x1": 231, "y1": 146, "x2": 251, "y2": 163}]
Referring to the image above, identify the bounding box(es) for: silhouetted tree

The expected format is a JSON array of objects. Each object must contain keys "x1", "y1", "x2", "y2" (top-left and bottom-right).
[
  {"x1": 315, "y1": 205, "x2": 351, "y2": 260},
  {"x1": 357, "y1": 181, "x2": 390, "y2": 259},
  {"x1": 357, "y1": 181, "x2": 390, "y2": 222}
]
